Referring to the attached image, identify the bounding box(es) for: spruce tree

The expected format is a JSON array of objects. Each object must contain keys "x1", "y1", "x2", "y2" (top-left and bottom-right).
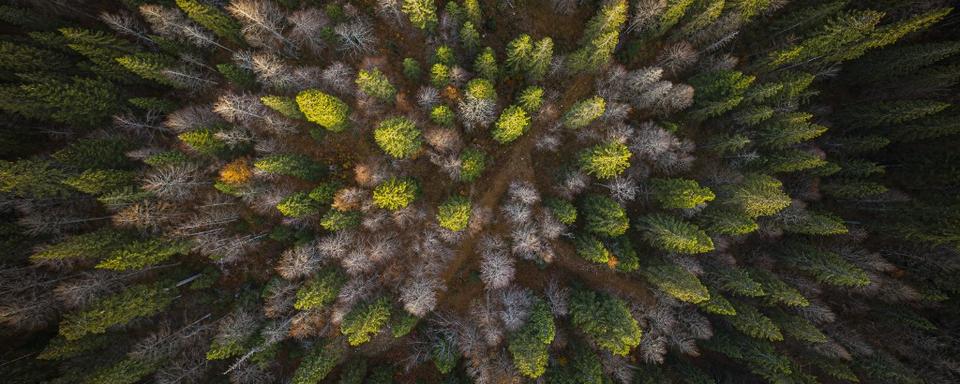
[
  {"x1": 563, "y1": 96, "x2": 605, "y2": 129},
  {"x1": 402, "y1": 0, "x2": 439, "y2": 31},
  {"x1": 356, "y1": 68, "x2": 397, "y2": 103},
  {"x1": 58, "y1": 281, "x2": 176, "y2": 340},
  {"x1": 508, "y1": 300, "x2": 555, "y2": 378},
  {"x1": 578, "y1": 141, "x2": 632, "y2": 179},
  {"x1": 580, "y1": 194, "x2": 629, "y2": 237},
  {"x1": 254, "y1": 154, "x2": 326, "y2": 181},
  {"x1": 296, "y1": 89, "x2": 350, "y2": 132},
  {"x1": 375, "y1": 117, "x2": 422, "y2": 158},
  {"x1": 492, "y1": 105, "x2": 530, "y2": 144},
  {"x1": 295, "y1": 268, "x2": 346, "y2": 310},
  {"x1": 568, "y1": 287, "x2": 642, "y2": 356},
  {"x1": 649, "y1": 178, "x2": 715, "y2": 209},
  {"x1": 637, "y1": 213, "x2": 714, "y2": 254},
  {"x1": 341, "y1": 297, "x2": 391, "y2": 346},
  {"x1": 175, "y1": 0, "x2": 242, "y2": 44}
]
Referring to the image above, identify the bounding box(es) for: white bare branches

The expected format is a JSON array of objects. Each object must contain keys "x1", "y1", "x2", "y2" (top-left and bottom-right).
[
  {"x1": 227, "y1": 0, "x2": 292, "y2": 52},
  {"x1": 334, "y1": 18, "x2": 377, "y2": 57},
  {"x1": 479, "y1": 235, "x2": 515, "y2": 290},
  {"x1": 630, "y1": 121, "x2": 695, "y2": 174},
  {"x1": 287, "y1": 8, "x2": 329, "y2": 55},
  {"x1": 401, "y1": 277, "x2": 442, "y2": 317},
  {"x1": 276, "y1": 243, "x2": 323, "y2": 280},
  {"x1": 321, "y1": 62, "x2": 355, "y2": 94},
  {"x1": 143, "y1": 164, "x2": 205, "y2": 202},
  {"x1": 165, "y1": 105, "x2": 221, "y2": 133}
]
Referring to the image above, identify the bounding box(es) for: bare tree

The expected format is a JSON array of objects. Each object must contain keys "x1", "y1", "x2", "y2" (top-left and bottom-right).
[
  {"x1": 165, "y1": 105, "x2": 221, "y2": 133},
  {"x1": 627, "y1": 0, "x2": 667, "y2": 34},
  {"x1": 657, "y1": 41, "x2": 698, "y2": 74},
  {"x1": 143, "y1": 164, "x2": 205, "y2": 202},
  {"x1": 334, "y1": 18, "x2": 377, "y2": 57},
  {"x1": 458, "y1": 97, "x2": 496, "y2": 131},
  {"x1": 401, "y1": 276, "x2": 442, "y2": 317},
  {"x1": 479, "y1": 236, "x2": 515, "y2": 290},
  {"x1": 249, "y1": 53, "x2": 296, "y2": 91},
  {"x1": 100, "y1": 10, "x2": 155, "y2": 46},
  {"x1": 227, "y1": 0, "x2": 292, "y2": 52},
  {"x1": 544, "y1": 278, "x2": 569, "y2": 317},
  {"x1": 276, "y1": 243, "x2": 323, "y2": 280},
  {"x1": 417, "y1": 87, "x2": 441, "y2": 110},
  {"x1": 497, "y1": 287, "x2": 533, "y2": 332},
  {"x1": 321, "y1": 62, "x2": 355, "y2": 94}
]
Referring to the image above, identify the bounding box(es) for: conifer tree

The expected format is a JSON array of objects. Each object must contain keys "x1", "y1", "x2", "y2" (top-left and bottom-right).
[
  {"x1": 463, "y1": 0, "x2": 482, "y2": 26},
  {"x1": 649, "y1": 178, "x2": 715, "y2": 209},
  {"x1": 727, "y1": 300, "x2": 783, "y2": 341},
  {"x1": 320, "y1": 210, "x2": 361, "y2": 231},
  {"x1": 0, "y1": 76, "x2": 123, "y2": 127},
  {"x1": 637, "y1": 213, "x2": 714, "y2": 254},
  {"x1": 473, "y1": 47, "x2": 499, "y2": 81},
  {"x1": 341, "y1": 297, "x2": 391, "y2": 346},
  {"x1": 563, "y1": 96, "x2": 605, "y2": 129},
  {"x1": 518, "y1": 86, "x2": 544, "y2": 113},
  {"x1": 375, "y1": 117, "x2": 422, "y2": 158},
  {"x1": 643, "y1": 264, "x2": 710, "y2": 304},
  {"x1": 95, "y1": 238, "x2": 190, "y2": 271},
  {"x1": 64, "y1": 169, "x2": 135, "y2": 196},
  {"x1": 545, "y1": 197, "x2": 578, "y2": 225},
  {"x1": 722, "y1": 173, "x2": 792, "y2": 218},
  {"x1": 580, "y1": 194, "x2": 629, "y2": 237},
  {"x1": 295, "y1": 268, "x2": 346, "y2": 310},
  {"x1": 59, "y1": 281, "x2": 176, "y2": 340},
  {"x1": 505, "y1": 34, "x2": 533, "y2": 74},
  {"x1": 508, "y1": 299, "x2": 555, "y2": 378},
  {"x1": 261, "y1": 95, "x2": 306, "y2": 120},
  {"x1": 296, "y1": 89, "x2": 350, "y2": 132},
  {"x1": 276, "y1": 192, "x2": 320, "y2": 218},
  {"x1": 780, "y1": 242, "x2": 870, "y2": 287},
  {"x1": 492, "y1": 105, "x2": 530, "y2": 144},
  {"x1": 402, "y1": 0, "x2": 439, "y2": 31},
  {"x1": 569, "y1": 287, "x2": 642, "y2": 356},
  {"x1": 460, "y1": 21, "x2": 480, "y2": 53},
  {"x1": 31, "y1": 228, "x2": 133, "y2": 262},
  {"x1": 373, "y1": 177, "x2": 419, "y2": 210},
  {"x1": 116, "y1": 53, "x2": 182, "y2": 88},
  {"x1": 291, "y1": 342, "x2": 344, "y2": 384},
  {"x1": 579, "y1": 141, "x2": 632, "y2": 179},
  {"x1": 437, "y1": 195, "x2": 471, "y2": 232},
  {"x1": 458, "y1": 148, "x2": 487, "y2": 182},
  {"x1": 356, "y1": 68, "x2": 397, "y2": 103},
  {"x1": 569, "y1": 0, "x2": 627, "y2": 72},
  {"x1": 573, "y1": 233, "x2": 611, "y2": 264},
  {"x1": 254, "y1": 153, "x2": 325, "y2": 181},
  {"x1": 175, "y1": 0, "x2": 242, "y2": 43},
  {"x1": 0, "y1": 159, "x2": 69, "y2": 198}
]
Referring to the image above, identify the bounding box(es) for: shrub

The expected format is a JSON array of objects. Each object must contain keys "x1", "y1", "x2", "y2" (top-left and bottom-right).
[
  {"x1": 374, "y1": 117, "x2": 422, "y2": 158},
  {"x1": 373, "y1": 177, "x2": 419, "y2": 210},
  {"x1": 296, "y1": 89, "x2": 350, "y2": 132}
]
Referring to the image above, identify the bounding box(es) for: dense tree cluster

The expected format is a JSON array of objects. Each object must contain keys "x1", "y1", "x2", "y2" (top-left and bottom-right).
[{"x1": 1, "y1": 1, "x2": 959, "y2": 383}]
